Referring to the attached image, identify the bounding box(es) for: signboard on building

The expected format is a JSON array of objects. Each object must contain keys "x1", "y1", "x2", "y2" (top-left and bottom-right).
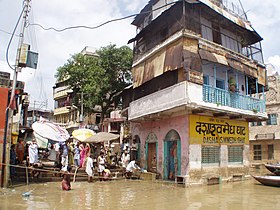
[{"x1": 189, "y1": 115, "x2": 249, "y2": 145}]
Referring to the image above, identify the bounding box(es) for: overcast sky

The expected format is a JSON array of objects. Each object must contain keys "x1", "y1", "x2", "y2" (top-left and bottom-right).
[{"x1": 0, "y1": 0, "x2": 279, "y2": 110}]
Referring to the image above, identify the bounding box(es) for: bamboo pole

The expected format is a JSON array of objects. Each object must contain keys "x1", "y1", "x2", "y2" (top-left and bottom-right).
[{"x1": 25, "y1": 166, "x2": 29, "y2": 185}]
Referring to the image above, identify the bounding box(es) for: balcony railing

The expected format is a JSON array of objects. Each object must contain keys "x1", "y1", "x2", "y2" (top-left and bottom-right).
[
  {"x1": 54, "y1": 107, "x2": 70, "y2": 116},
  {"x1": 203, "y1": 85, "x2": 266, "y2": 113},
  {"x1": 53, "y1": 90, "x2": 69, "y2": 100}
]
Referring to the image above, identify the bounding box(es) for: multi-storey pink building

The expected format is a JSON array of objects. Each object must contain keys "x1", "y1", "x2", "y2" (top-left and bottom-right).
[{"x1": 124, "y1": 0, "x2": 267, "y2": 184}]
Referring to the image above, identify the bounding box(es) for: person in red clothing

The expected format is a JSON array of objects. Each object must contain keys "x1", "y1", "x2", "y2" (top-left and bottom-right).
[
  {"x1": 16, "y1": 139, "x2": 24, "y2": 164},
  {"x1": 61, "y1": 166, "x2": 72, "y2": 191}
]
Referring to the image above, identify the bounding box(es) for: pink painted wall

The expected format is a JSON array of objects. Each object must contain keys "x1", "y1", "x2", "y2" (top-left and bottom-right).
[{"x1": 131, "y1": 114, "x2": 190, "y2": 177}]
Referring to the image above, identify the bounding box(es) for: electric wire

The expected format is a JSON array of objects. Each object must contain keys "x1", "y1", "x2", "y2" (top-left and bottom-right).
[
  {"x1": 0, "y1": 29, "x2": 20, "y2": 37},
  {"x1": 27, "y1": 1, "x2": 181, "y2": 32},
  {"x1": 29, "y1": 9, "x2": 38, "y2": 51},
  {"x1": 6, "y1": 6, "x2": 25, "y2": 70},
  {"x1": 5, "y1": 0, "x2": 181, "y2": 111},
  {"x1": 27, "y1": 6, "x2": 48, "y2": 105}
]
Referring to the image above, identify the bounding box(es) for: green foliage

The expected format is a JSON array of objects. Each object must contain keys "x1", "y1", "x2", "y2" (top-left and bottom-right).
[{"x1": 55, "y1": 44, "x2": 133, "y2": 122}]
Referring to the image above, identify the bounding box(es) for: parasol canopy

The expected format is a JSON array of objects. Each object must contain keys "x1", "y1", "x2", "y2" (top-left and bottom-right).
[
  {"x1": 32, "y1": 121, "x2": 70, "y2": 142},
  {"x1": 72, "y1": 129, "x2": 95, "y2": 142},
  {"x1": 84, "y1": 132, "x2": 119, "y2": 143}
]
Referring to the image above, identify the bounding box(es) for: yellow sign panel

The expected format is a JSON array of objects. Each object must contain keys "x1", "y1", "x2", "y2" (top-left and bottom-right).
[
  {"x1": 19, "y1": 43, "x2": 29, "y2": 66},
  {"x1": 189, "y1": 115, "x2": 249, "y2": 145}
]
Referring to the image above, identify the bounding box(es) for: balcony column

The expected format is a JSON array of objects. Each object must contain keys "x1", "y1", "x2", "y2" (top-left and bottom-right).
[
  {"x1": 214, "y1": 64, "x2": 217, "y2": 88},
  {"x1": 225, "y1": 69, "x2": 228, "y2": 90},
  {"x1": 262, "y1": 85, "x2": 265, "y2": 100},
  {"x1": 245, "y1": 75, "x2": 249, "y2": 95},
  {"x1": 255, "y1": 78, "x2": 259, "y2": 95},
  {"x1": 235, "y1": 72, "x2": 238, "y2": 90},
  {"x1": 262, "y1": 85, "x2": 265, "y2": 112},
  {"x1": 214, "y1": 65, "x2": 217, "y2": 103}
]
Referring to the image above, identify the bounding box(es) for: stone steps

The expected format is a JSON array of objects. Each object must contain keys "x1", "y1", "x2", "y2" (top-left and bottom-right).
[{"x1": 11, "y1": 163, "x2": 124, "y2": 183}]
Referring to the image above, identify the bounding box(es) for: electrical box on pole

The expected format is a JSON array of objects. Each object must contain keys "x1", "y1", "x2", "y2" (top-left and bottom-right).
[{"x1": 18, "y1": 43, "x2": 39, "y2": 69}]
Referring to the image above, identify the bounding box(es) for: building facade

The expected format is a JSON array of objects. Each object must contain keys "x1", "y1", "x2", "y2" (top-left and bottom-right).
[
  {"x1": 125, "y1": 0, "x2": 267, "y2": 184},
  {"x1": 250, "y1": 75, "x2": 280, "y2": 164},
  {"x1": 53, "y1": 78, "x2": 79, "y2": 128},
  {"x1": 53, "y1": 46, "x2": 99, "y2": 131}
]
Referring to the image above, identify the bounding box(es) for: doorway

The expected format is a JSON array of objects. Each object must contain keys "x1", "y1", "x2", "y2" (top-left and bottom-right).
[
  {"x1": 147, "y1": 143, "x2": 157, "y2": 172},
  {"x1": 145, "y1": 133, "x2": 158, "y2": 173},
  {"x1": 164, "y1": 130, "x2": 181, "y2": 180}
]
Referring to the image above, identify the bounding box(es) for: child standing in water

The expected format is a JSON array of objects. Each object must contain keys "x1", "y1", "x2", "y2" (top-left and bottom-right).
[
  {"x1": 97, "y1": 152, "x2": 106, "y2": 181},
  {"x1": 61, "y1": 166, "x2": 72, "y2": 191}
]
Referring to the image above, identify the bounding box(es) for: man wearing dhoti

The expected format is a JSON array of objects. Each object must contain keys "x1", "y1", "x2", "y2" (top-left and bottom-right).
[
  {"x1": 28, "y1": 139, "x2": 38, "y2": 165},
  {"x1": 85, "y1": 154, "x2": 94, "y2": 182}
]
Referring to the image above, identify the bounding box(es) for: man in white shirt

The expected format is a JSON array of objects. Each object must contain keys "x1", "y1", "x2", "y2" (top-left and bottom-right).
[
  {"x1": 121, "y1": 150, "x2": 130, "y2": 168},
  {"x1": 28, "y1": 139, "x2": 38, "y2": 165},
  {"x1": 85, "y1": 154, "x2": 94, "y2": 182},
  {"x1": 125, "y1": 160, "x2": 141, "y2": 178},
  {"x1": 48, "y1": 145, "x2": 57, "y2": 161}
]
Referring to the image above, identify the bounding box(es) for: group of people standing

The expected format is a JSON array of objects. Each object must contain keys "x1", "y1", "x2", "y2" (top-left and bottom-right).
[
  {"x1": 10, "y1": 138, "x2": 39, "y2": 179},
  {"x1": 46, "y1": 141, "x2": 91, "y2": 171},
  {"x1": 120, "y1": 139, "x2": 143, "y2": 178},
  {"x1": 120, "y1": 138, "x2": 139, "y2": 167},
  {"x1": 10, "y1": 136, "x2": 143, "y2": 191},
  {"x1": 10, "y1": 138, "x2": 39, "y2": 167}
]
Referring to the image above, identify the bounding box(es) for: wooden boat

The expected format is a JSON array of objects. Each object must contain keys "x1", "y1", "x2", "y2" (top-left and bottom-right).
[
  {"x1": 252, "y1": 175, "x2": 280, "y2": 187},
  {"x1": 264, "y1": 163, "x2": 280, "y2": 175}
]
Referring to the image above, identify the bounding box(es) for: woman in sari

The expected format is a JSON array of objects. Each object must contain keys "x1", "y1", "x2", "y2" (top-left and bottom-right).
[
  {"x1": 82, "y1": 143, "x2": 91, "y2": 167},
  {"x1": 79, "y1": 143, "x2": 85, "y2": 168}
]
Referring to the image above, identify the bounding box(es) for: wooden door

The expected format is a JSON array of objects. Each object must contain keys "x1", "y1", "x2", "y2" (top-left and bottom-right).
[{"x1": 147, "y1": 143, "x2": 157, "y2": 172}]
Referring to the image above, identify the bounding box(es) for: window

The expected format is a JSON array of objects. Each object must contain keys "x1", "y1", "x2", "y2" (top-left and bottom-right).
[
  {"x1": 212, "y1": 24, "x2": 222, "y2": 45},
  {"x1": 203, "y1": 75, "x2": 209, "y2": 85},
  {"x1": 228, "y1": 146, "x2": 243, "y2": 163},
  {"x1": 267, "y1": 114, "x2": 278, "y2": 125},
  {"x1": 268, "y1": 144, "x2": 274, "y2": 160},
  {"x1": 201, "y1": 24, "x2": 213, "y2": 41},
  {"x1": 253, "y1": 145, "x2": 262, "y2": 160},
  {"x1": 251, "y1": 121, "x2": 262, "y2": 126},
  {"x1": 202, "y1": 146, "x2": 220, "y2": 164},
  {"x1": 216, "y1": 79, "x2": 225, "y2": 89}
]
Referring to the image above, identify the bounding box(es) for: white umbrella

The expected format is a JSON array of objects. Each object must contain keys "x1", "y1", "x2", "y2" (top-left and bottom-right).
[{"x1": 32, "y1": 121, "x2": 69, "y2": 142}]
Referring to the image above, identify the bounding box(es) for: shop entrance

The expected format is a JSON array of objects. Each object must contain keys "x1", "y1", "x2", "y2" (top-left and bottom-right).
[
  {"x1": 145, "y1": 133, "x2": 158, "y2": 173},
  {"x1": 164, "y1": 130, "x2": 181, "y2": 180},
  {"x1": 147, "y1": 142, "x2": 157, "y2": 172}
]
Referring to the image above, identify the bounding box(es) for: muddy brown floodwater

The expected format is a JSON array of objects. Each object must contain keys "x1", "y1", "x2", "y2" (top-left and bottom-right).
[{"x1": 0, "y1": 179, "x2": 280, "y2": 210}]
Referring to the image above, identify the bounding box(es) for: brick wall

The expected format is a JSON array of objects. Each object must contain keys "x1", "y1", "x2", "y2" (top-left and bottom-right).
[{"x1": 0, "y1": 88, "x2": 9, "y2": 173}]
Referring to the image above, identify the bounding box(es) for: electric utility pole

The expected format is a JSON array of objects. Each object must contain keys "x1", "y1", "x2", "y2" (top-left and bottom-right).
[{"x1": 1, "y1": 0, "x2": 31, "y2": 187}]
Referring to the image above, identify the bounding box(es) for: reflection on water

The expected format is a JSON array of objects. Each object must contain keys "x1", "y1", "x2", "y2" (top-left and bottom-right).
[{"x1": 1, "y1": 179, "x2": 280, "y2": 210}]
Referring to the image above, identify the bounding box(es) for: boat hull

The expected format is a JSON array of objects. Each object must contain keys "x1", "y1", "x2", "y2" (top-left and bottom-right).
[
  {"x1": 252, "y1": 175, "x2": 280, "y2": 187},
  {"x1": 264, "y1": 164, "x2": 280, "y2": 175}
]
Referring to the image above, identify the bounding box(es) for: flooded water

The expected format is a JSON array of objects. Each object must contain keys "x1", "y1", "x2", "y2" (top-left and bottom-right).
[{"x1": 0, "y1": 179, "x2": 279, "y2": 210}]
